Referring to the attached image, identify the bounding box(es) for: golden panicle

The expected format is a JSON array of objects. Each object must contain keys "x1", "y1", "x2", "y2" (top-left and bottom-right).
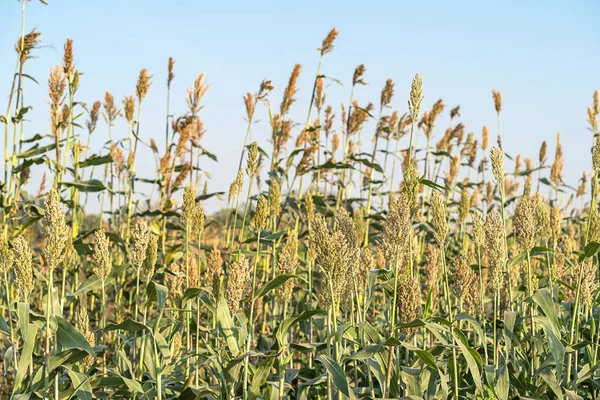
[
  {"x1": 315, "y1": 77, "x2": 325, "y2": 110},
  {"x1": 379, "y1": 193, "x2": 411, "y2": 269},
  {"x1": 276, "y1": 230, "x2": 299, "y2": 303},
  {"x1": 62, "y1": 38, "x2": 74, "y2": 76},
  {"x1": 143, "y1": 233, "x2": 159, "y2": 283},
  {"x1": 43, "y1": 189, "x2": 69, "y2": 271},
  {"x1": 192, "y1": 202, "x2": 205, "y2": 240},
  {"x1": 550, "y1": 133, "x2": 564, "y2": 186},
  {"x1": 130, "y1": 219, "x2": 149, "y2": 268},
  {"x1": 246, "y1": 141, "x2": 259, "y2": 177},
  {"x1": 0, "y1": 234, "x2": 13, "y2": 275},
  {"x1": 492, "y1": 90, "x2": 502, "y2": 114},
  {"x1": 182, "y1": 185, "x2": 197, "y2": 225},
  {"x1": 352, "y1": 64, "x2": 366, "y2": 86},
  {"x1": 187, "y1": 73, "x2": 210, "y2": 115},
  {"x1": 408, "y1": 73, "x2": 424, "y2": 120},
  {"x1": 268, "y1": 179, "x2": 281, "y2": 217},
  {"x1": 446, "y1": 154, "x2": 460, "y2": 185},
  {"x1": 103, "y1": 91, "x2": 121, "y2": 126},
  {"x1": 594, "y1": 89, "x2": 600, "y2": 115},
  {"x1": 458, "y1": 186, "x2": 471, "y2": 225},
  {"x1": 525, "y1": 158, "x2": 534, "y2": 172},
  {"x1": 481, "y1": 126, "x2": 489, "y2": 150},
  {"x1": 207, "y1": 246, "x2": 223, "y2": 300},
  {"x1": 332, "y1": 132, "x2": 340, "y2": 155},
  {"x1": 539, "y1": 141, "x2": 547, "y2": 165},
  {"x1": 453, "y1": 255, "x2": 479, "y2": 312},
  {"x1": 12, "y1": 237, "x2": 33, "y2": 301},
  {"x1": 243, "y1": 93, "x2": 255, "y2": 120},
  {"x1": 486, "y1": 181, "x2": 494, "y2": 204},
  {"x1": 593, "y1": 136, "x2": 600, "y2": 172},
  {"x1": 281, "y1": 64, "x2": 302, "y2": 115},
  {"x1": 92, "y1": 228, "x2": 112, "y2": 281},
  {"x1": 166, "y1": 263, "x2": 185, "y2": 302},
  {"x1": 348, "y1": 101, "x2": 373, "y2": 135},
  {"x1": 226, "y1": 254, "x2": 250, "y2": 314},
  {"x1": 484, "y1": 210, "x2": 506, "y2": 291},
  {"x1": 580, "y1": 258, "x2": 598, "y2": 305},
  {"x1": 588, "y1": 106, "x2": 598, "y2": 133},
  {"x1": 16, "y1": 28, "x2": 41, "y2": 64},
  {"x1": 173, "y1": 163, "x2": 192, "y2": 188},
  {"x1": 229, "y1": 169, "x2": 244, "y2": 203},
  {"x1": 489, "y1": 146, "x2": 505, "y2": 185},
  {"x1": 123, "y1": 95, "x2": 136, "y2": 123},
  {"x1": 380, "y1": 78, "x2": 395, "y2": 108},
  {"x1": 253, "y1": 195, "x2": 269, "y2": 232},
  {"x1": 514, "y1": 196, "x2": 535, "y2": 250},
  {"x1": 532, "y1": 192, "x2": 551, "y2": 240},
  {"x1": 396, "y1": 275, "x2": 422, "y2": 337},
  {"x1": 423, "y1": 245, "x2": 440, "y2": 300},
  {"x1": 136, "y1": 68, "x2": 151, "y2": 101},
  {"x1": 259, "y1": 79, "x2": 274, "y2": 99},
  {"x1": 401, "y1": 164, "x2": 420, "y2": 216},
  {"x1": 48, "y1": 65, "x2": 66, "y2": 129},
  {"x1": 353, "y1": 207, "x2": 366, "y2": 245},
  {"x1": 472, "y1": 211, "x2": 485, "y2": 249},
  {"x1": 87, "y1": 100, "x2": 101, "y2": 134},
  {"x1": 167, "y1": 57, "x2": 175, "y2": 87},
  {"x1": 450, "y1": 105, "x2": 461, "y2": 119},
  {"x1": 577, "y1": 171, "x2": 587, "y2": 197},
  {"x1": 431, "y1": 191, "x2": 448, "y2": 246},
  {"x1": 296, "y1": 144, "x2": 316, "y2": 176},
  {"x1": 319, "y1": 28, "x2": 339, "y2": 56},
  {"x1": 76, "y1": 308, "x2": 96, "y2": 366},
  {"x1": 171, "y1": 331, "x2": 182, "y2": 359},
  {"x1": 311, "y1": 215, "x2": 354, "y2": 312}
]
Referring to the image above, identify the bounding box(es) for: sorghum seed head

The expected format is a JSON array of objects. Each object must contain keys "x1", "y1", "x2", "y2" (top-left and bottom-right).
[
  {"x1": 514, "y1": 196, "x2": 535, "y2": 250},
  {"x1": 490, "y1": 146, "x2": 505, "y2": 185},
  {"x1": 492, "y1": 90, "x2": 502, "y2": 113},
  {"x1": 43, "y1": 189, "x2": 69, "y2": 271},
  {"x1": 130, "y1": 219, "x2": 150, "y2": 268},
  {"x1": 253, "y1": 196, "x2": 269, "y2": 232},
  {"x1": 143, "y1": 233, "x2": 159, "y2": 283},
  {"x1": 12, "y1": 237, "x2": 33, "y2": 301},
  {"x1": 485, "y1": 211, "x2": 506, "y2": 291},
  {"x1": 319, "y1": 28, "x2": 339, "y2": 56},
  {"x1": 92, "y1": 228, "x2": 112, "y2": 282},
  {"x1": 431, "y1": 191, "x2": 448, "y2": 246},
  {"x1": 136, "y1": 68, "x2": 151, "y2": 101}
]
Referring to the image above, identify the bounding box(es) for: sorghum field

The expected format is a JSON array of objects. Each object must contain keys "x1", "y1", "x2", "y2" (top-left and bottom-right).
[{"x1": 1, "y1": 2, "x2": 600, "y2": 400}]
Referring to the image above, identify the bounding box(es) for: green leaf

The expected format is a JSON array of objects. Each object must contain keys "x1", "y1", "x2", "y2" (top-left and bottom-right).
[
  {"x1": 580, "y1": 241, "x2": 600, "y2": 260},
  {"x1": 105, "y1": 319, "x2": 149, "y2": 333},
  {"x1": 78, "y1": 154, "x2": 113, "y2": 168},
  {"x1": 65, "y1": 367, "x2": 93, "y2": 400},
  {"x1": 217, "y1": 296, "x2": 240, "y2": 355},
  {"x1": 12, "y1": 323, "x2": 37, "y2": 396},
  {"x1": 316, "y1": 355, "x2": 355, "y2": 399},
  {"x1": 452, "y1": 327, "x2": 483, "y2": 394},
  {"x1": 146, "y1": 281, "x2": 168, "y2": 310},
  {"x1": 181, "y1": 287, "x2": 204, "y2": 305},
  {"x1": 249, "y1": 356, "x2": 275, "y2": 400},
  {"x1": 419, "y1": 178, "x2": 447, "y2": 191},
  {"x1": 17, "y1": 142, "x2": 56, "y2": 159},
  {"x1": 255, "y1": 274, "x2": 296, "y2": 299},
  {"x1": 56, "y1": 317, "x2": 95, "y2": 356},
  {"x1": 61, "y1": 179, "x2": 108, "y2": 193}
]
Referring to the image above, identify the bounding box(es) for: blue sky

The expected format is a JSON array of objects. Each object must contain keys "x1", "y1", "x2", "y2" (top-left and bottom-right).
[{"x1": 1, "y1": 0, "x2": 599, "y2": 212}]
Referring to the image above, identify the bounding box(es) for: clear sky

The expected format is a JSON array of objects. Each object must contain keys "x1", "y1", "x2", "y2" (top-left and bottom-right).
[{"x1": 1, "y1": 0, "x2": 599, "y2": 212}]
